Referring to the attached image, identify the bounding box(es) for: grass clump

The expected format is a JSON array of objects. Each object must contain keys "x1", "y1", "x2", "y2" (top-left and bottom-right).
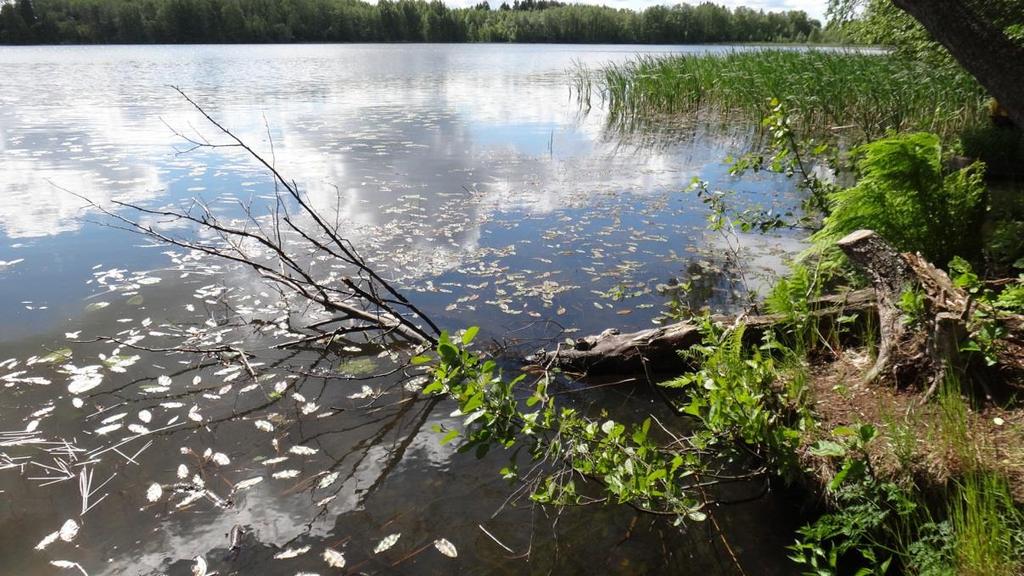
[
  {"x1": 577, "y1": 50, "x2": 988, "y2": 142},
  {"x1": 950, "y1": 472, "x2": 1024, "y2": 576}
]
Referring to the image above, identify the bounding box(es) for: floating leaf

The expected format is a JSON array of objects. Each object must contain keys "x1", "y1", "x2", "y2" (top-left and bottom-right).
[
  {"x1": 192, "y1": 555, "x2": 208, "y2": 576},
  {"x1": 211, "y1": 452, "x2": 231, "y2": 466},
  {"x1": 272, "y1": 470, "x2": 300, "y2": 479},
  {"x1": 146, "y1": 483, "x2": 163, "y2": 502},
  {"x1": 39, "y1": 348, "x2": 73, "y2": 364},
  {"x1": 316, "y1": 472, "x2": 339, "y2": 489},
  {"x1": 323, "y1": 548, "x2": 346, "y2": 568},
  {"x1": 433, "y1": 538, "x2": 457, "y2": 558},
  {"x1": 289, "y1": 446, "x2": 318, "y2": 456},
  {"x1": 274, "y1": 545, "x2": 311, "y2": 559},
  {"x1": 373, "y1": 533, "x2": 400, "y2": 554},
  {"x1": 233, "y1": 477, "x2": 263, "y2": 491},
  {"x1": 59, "y1": 519, "x2": 79, "y2": 542},
  {"x1": 254, "y1": 420, "x2": 274, "y2": 432}
]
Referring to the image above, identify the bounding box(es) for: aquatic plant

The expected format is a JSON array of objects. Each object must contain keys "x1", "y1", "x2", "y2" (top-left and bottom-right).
[{"x1": 576, "y1": 50, "x2": 988, "y2": 142}]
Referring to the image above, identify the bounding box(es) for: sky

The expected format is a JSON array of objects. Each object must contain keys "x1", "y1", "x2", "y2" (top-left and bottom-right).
[{"x1": 446, "y1": 0, "x2": 830, "y2": 22}]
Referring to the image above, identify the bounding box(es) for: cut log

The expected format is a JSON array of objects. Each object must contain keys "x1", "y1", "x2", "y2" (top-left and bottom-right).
[{"x1": 529, "y1": 289, "x2": 876, "y2": 373}]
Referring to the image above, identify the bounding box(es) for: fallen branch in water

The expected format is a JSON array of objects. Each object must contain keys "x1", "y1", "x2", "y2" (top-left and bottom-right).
[{"x1": 71, "y1": 86, "x2": 440, "y2": 351}]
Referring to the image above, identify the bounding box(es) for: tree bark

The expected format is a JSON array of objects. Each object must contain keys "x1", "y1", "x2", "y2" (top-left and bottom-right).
[
  {"x1": 837, "y1": 230, "x2": 972, "y2": 397},
  {"x1": 892, "y1": 0, "x2": 1024, "y2": 127}
]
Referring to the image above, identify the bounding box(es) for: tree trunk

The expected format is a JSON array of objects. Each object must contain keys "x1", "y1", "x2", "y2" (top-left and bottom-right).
[{"x1": 892, "y1": 0, "x2": 1024, "y2": 127}]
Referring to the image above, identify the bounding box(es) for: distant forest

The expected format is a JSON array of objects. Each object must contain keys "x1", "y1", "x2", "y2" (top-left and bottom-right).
[{"x1": 0, "y1": 0, "x2": 824, "y2": 44}]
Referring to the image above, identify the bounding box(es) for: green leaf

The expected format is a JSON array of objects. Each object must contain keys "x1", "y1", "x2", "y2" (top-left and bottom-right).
[
  {"x1": 437, "y1": 342, "x2": 458, "y2": 363},
  {"x1": 829, "y1": 458, "x2": 865, "y2": 491},
  {"x1": 857, "y1": 424, "x2": 877, "y2": 444},
  {"x1": 422, "y1": 380, "x2": 443, "y2": 395},
  {"x1": 410, "y1": 355, "x2": 432, "y2": 365},
  {"x1": 439, "y1": 429, "x2": 460, "y2": 445},
  {"x1": 810, "y1": 440, "x2": 847, "y2": 458},
  {"x1": 462, "y1": 326, "x2": 480, "y2": 346}
]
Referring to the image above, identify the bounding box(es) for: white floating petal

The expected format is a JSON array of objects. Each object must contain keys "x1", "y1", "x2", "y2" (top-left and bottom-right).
[
  {"x1": 94, "y1": 423, "x2": 122, "y2": 435},
  {"x1": 35, "y1": 530, "x2": 59, "y2": 550},
  {"x1": 316, "y1": 472, "x2": 339, "y2": 489}
]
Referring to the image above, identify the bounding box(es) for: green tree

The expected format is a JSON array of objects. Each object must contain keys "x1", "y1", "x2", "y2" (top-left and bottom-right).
[{"x1": 830, "y1": 0, "x2": 1024, "y2": 126}]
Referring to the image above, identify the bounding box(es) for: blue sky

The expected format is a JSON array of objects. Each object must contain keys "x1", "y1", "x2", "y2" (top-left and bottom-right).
[{"x1": 447, "y1": 0, "x2": 830, "y2": 22}]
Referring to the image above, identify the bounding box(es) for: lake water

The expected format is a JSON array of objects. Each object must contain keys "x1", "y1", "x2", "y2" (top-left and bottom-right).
[{"x1": 0, "y1": 44, "x2": 804, "y2": 575}]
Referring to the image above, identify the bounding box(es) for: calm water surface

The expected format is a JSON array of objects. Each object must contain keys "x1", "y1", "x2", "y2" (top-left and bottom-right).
[{"x1": 0, "y1": 44, "x2": 803, "y2": 575}]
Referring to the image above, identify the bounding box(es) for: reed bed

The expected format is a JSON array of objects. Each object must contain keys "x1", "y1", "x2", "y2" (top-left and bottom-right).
[{"x1": 576, "y1": 49, "x2": 989, "y2": 142}]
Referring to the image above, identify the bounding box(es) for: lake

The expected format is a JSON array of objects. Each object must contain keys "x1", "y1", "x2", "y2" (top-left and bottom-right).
[{"x1": 0, "y1": 44, "x2": 804, "y2": 575}]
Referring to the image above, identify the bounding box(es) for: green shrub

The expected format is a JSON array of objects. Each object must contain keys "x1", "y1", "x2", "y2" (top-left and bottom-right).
[{"x1": 809, "y1": 132, "x2": 987, "y2": 269}]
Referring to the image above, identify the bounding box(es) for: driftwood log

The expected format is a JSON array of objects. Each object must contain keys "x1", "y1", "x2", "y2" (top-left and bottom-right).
[{"x1": 529, "y1": 289, "x2": 876, "y2": 373}]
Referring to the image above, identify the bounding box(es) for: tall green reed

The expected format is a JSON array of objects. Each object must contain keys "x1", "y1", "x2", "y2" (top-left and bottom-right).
[{"x1": 575, "y1": 50, "x2": 988, "y2": 142}]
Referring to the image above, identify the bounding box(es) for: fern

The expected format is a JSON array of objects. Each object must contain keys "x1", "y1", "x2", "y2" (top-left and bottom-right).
[{"x1": 809, "y1": 132, "x2": 986, "y2": 269}]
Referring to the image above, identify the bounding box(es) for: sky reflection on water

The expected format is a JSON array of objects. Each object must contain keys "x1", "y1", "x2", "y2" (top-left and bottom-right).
[{"x1": 0, "y1": 44, "x2": 805, "y2": 575}]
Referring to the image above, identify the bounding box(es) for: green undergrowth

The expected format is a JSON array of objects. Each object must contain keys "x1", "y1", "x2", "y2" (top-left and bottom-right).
[{"x1": 792, "y1": 375, "x2": 1024, "y2": 575}]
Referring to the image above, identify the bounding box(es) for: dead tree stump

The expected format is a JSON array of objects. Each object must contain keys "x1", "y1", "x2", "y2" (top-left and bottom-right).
[{"x1": 837, "y1": 229, "x2": 969, "y2": 398}]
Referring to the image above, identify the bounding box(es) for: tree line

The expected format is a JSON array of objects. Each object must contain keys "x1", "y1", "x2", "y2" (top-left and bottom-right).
[{"x1": 0, "y1": 0, "x2": 823, "y2": 45}]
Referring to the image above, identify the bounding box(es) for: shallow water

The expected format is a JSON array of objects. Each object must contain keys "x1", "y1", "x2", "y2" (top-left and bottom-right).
[{"x1": 0, "y1": 44, "x2": 804, "y2": 575}]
